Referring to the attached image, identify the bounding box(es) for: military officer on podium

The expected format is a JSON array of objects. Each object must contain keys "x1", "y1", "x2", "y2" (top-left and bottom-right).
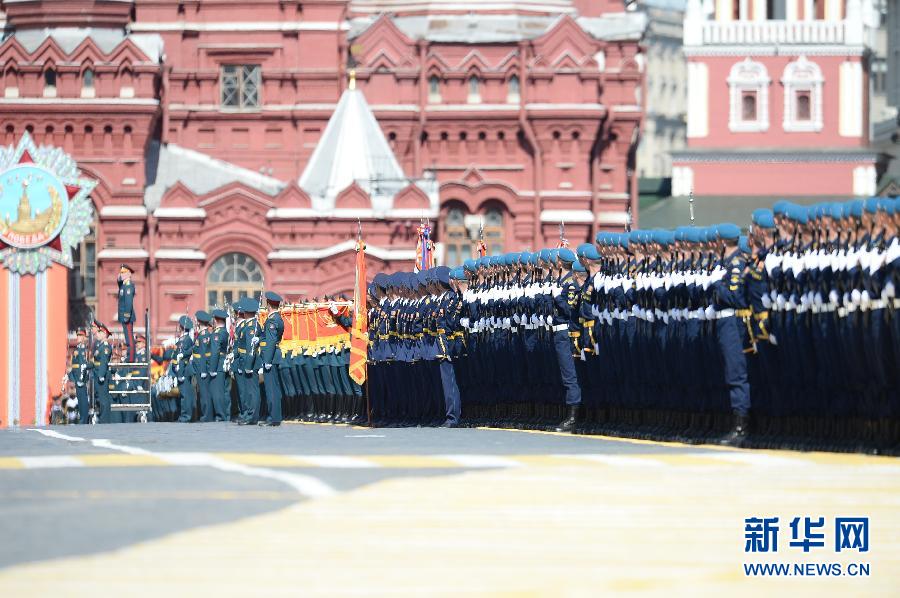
[
  {"x1": 259, "y1": 291, "x2": 285, "y2": 427},
  {"x1": 117, "y1": 264, "x2": 137, "y2": 363}
]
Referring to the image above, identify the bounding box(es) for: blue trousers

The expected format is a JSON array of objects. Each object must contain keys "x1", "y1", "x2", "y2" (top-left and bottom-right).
[
  {"x1": 439, "y1": 359, "x2": 461, "y2": 424},
  {"x1": 263, "y1": 367, "x2": 282, "y2": 424},
  {"x1": 716, "y1": 316, "x2": 750, "y2": 416},
  {"x1": 553, "y1": 330, "x2": 582, "y2": 406}
]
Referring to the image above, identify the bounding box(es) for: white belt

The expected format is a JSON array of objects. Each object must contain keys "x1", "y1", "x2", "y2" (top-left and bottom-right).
[
  {"x1": 552, "y1": 324, "x2": 569, "y2": 332},
  {"x1": 869, "y1": 299, "x2": 887, "y2": 310},
  {"x1": 894, "y1": 299, "x2": 900, "y2": 309},
  {"x1": 524, "y1": 324, "x2": 537, "y2": 330},
  {"x1": 717, "y1": 309, "x2": 735, "y2": 318}
]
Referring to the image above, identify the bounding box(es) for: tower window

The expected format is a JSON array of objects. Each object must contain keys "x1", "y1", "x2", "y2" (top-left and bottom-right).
[
  {"x1": 43, "y1": 69, "x2": 57, "y2": 98},
  {"x1": 467, "y1": 76, "x2": 481, "y2": 104},
  {"x1": 428, "y1": 75, "x2": 441, "y2": 103},
  {"x1": 507, "y1": 74, "x2": 520, "y2": 103},
  {"x1": 82, "y1": 68, "x2": 95, "y2": 98},
  {"x1": 221, "y1": 65, "x2": 261, "y2": 109}
]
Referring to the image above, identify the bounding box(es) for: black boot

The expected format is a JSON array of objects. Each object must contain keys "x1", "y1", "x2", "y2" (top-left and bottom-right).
[
  {"x1": 719, "y1": 411, "x2": 749, "y2": 447},
  {"x1": 555, "y1": 404, "x2": 580, "y2": 433}
]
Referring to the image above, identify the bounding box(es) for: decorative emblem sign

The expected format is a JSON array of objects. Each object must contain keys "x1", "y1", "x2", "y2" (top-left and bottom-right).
[{"x1": 0, "y1": 132, "x2": 95, "y2": 274}]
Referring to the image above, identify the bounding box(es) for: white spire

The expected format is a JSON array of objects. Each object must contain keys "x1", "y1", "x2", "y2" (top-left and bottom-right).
[{"x1": 298, "y1": 87, "x2": 406, "y2": 208}]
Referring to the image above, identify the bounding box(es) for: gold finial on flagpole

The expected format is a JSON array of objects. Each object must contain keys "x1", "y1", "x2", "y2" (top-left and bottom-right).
[{"x1": 349, "y1": 69, "x2": 357, "y2": 90}]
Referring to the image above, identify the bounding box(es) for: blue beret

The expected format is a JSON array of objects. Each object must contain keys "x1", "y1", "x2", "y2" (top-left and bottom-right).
[
  {"x1": 738, "y1": 235, "x2": 750, "y2": 253},
  {"x1": 595, "y1": 232, "x2": 606, "y2": 245},
  {"x1": 628, "y1": 230, "x2": 642, "y2": 244},
  {"x1": 864, "y1": 198, "x2": 880, "y2": 214},
  {"x1": 618, "y1": 235, "x2": 630, "y2": 250},
  {"x1": 372, "y1": 273, "x2": 387, "y2": 289},
  {"x1": 848, "y1": 200, "x2": 864, "y2": 218},
  {"x1": 786, "y1": 206, "x2": 808, "y2": 224},
  {"x1": 538, "y1": 249, "x2": 550, "y2": 263},
  {"x1": 571, "y1": 260, "x2": 587, "y2": 273},
  {"x1": 752, "y1": 208, "x2": 775, "y2": 229},
  {"x1": 557, "y1": 248, "x2": 576, "y2": 263},
  {"x1": 449, "y1": 267, "x2": 466, "y2": 281},
  {"x1": 577, "y1": 243, "x2": 597, "y2": 260},
  {"x1": 212, "y1": 308, "x2": 228, "y2": 320},
  {"x1": 772, "y1": 200, "x2": 791, "y2": 215},
  {"x1": 195, "y1": 310, "x2": 211, "y2": 324},
  {"x1": 179, "y1": 315, "x2": 193, "y2": 330},
  {"x1": 416, "y1": 271, "x2": 429, "y2": 287},
  {"x1": 717, "y1": 223, "x2": 741, "y2": 240},
  {"x1": 883, "y1": 199, "x2": 896, "y2": 215},
  {"x1": 265, "y1": 291, "x2": 283, "y2": 303},
  {"x1": 463, "y1": 259, "x2": 477, "y2": 272}
]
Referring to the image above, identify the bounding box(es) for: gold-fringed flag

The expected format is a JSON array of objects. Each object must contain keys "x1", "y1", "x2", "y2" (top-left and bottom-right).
[
  {"x1": 414, "y1": 220, "x2": 435, "y2": 272},
  {"x1": 348, "y1": 234, "x2": 368, "y2": 385}
]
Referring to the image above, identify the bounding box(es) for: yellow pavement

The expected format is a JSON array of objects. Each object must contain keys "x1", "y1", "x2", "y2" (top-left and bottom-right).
[{"x1": 1, "y1": 442, "x2": 898, "y2": 597}]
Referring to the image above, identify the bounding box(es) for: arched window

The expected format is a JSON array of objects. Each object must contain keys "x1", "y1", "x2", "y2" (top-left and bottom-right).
[
  {"x1": 781, "y1": 56, "x2": 823, "y2": 132},
  {"x1": 442, "y1": 206, "x2": 469, "y2": 267},
  {"x1": 206, "y1": 252, "x2": 264, "y2": 309},
  {"x1": 507, "y1": 74, "x2": 520, "y2": 103},
  {"x1": 727, "y1": 58, "x2": 769, "y2": 132},
  {"x1": 82, "y1": 68, "x2": 95, "y2": 98},
  {"x1": 467, "y1": 75, "x2": 481, "y2": 104},
  {"x1": 43, "y1": 68, "x2": 57, "y2": 98},
  {"x1": 428, "y1": 75, "x2": 441, "y2": 103},
  {"x1": 483, "y1": 206, "x2": 504, "y2": 256}
]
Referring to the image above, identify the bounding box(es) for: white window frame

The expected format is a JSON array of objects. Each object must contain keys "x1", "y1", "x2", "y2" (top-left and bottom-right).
[
  {"x1": 221, "y1": 64, "x2": 261, "y2": 110},
  {"x1": 728, "y1": 58, "x2": 770, "y2": 133},
  {"x1": 781, "y1": 56, "x2": 824, "y2": 133}
]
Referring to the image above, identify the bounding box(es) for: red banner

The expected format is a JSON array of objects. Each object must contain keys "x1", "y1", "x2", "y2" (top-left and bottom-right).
[
  {"x1": 280, "y1": 304, "x2": 351, "y2": 352},
  {"x1": 349, "y1": 238, "x2": 368, "y2": 385}
]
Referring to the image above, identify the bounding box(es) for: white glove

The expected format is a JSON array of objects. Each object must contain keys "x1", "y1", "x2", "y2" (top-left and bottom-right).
[
  {"x1": 264, "y1": 363, "x2": 272, "y2": 371},
  {"x1": 257, "y1": 368, "x2": 263, "y2": 376},
  {"x1": 330, "y1": 305, "x2": 339, "y2": 315},
  {"x1": 546, "y1": 316, "x2": 553, "y2": 326},
  {"x1": 176, "y1": 353, "x2": 183, "y2": 361},
  {"x1": 77, "y1": 382, "x2": 85, "y2": 388},
  {"x1": 177, "y1": 377, "x2": 185, "y2": 383},
  {"x1": 884, "y1": 281, "x2": 896, "y2": 299},
  {"x1": 850, "y1": 289, "x2": 862, "y2": 305},
  {"x1": 200, "y1": 373, "x2": 207, "y2": 379},
  {"x1": 99, "y1": 377, "x2": 105, "y2": 384},
  {"x1": 210, "y1": 372, "x2": 218, "y2": 378},
  {"x1": 860, "y1": 290, "x2": 871, "y2": 309},
  {"x1": 828, "y1": 290, "x2": 839, "y2": 305}
]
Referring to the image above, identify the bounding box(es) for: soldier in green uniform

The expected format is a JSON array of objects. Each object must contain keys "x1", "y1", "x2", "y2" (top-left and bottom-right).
[
  {"x1": 91, "y1": 322, "x2": 112, "y2": 424},
  {"x1": 70, "y1": 328, "x2": 90, "y2": 424},
  {"x1": 209, "y1": 308, "x2": 231, "y2": 421},
  {"x1": 117, "y1": 264, "x2": 137, "y2": 362},
  {"x1": 194, "y1": 311, "x2": 214, "y2": 422}
]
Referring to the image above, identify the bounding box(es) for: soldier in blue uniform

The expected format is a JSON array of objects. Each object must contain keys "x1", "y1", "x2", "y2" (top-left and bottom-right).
[
  {"x1": 712, "y1": 223, "x2": 752, "y2": 445},
  {"x1": 194, "y1": 311, "x2": 214, "y2": 422},
  {"x1": 259, "y1": 291, "x2": 285, "y2": 426},
  {"x1": 552, "y1": 248, "x2": 584, "y2": 432},
  {"x1": 209, "y1": 308, "x2": 231, "y2": 421},
  {"x1": 117, "y1": 264, "x2": 137, "y2": 363},
  {"x1": 91, "y1": 322, "x2": 112, "y2": 424},
  {"x1": 70, "y1": 328, "x2": 90, "y2": 424},
  {"x1": 175, "y1": 315, "x2": 197, "y2": 423}
]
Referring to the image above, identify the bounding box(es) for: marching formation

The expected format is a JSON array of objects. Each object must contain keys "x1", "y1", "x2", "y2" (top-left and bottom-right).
[
  {"x1": 67, "y1": 196, "x2": 899, "y2": 447},
  {"x1": 367, "y1": 197, "x2": 899, "y2": 446}
]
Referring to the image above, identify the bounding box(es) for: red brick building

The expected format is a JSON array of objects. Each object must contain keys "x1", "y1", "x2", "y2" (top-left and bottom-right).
[{"x1": 0, "y1": 0, "x2": 645, "y2": 337}]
